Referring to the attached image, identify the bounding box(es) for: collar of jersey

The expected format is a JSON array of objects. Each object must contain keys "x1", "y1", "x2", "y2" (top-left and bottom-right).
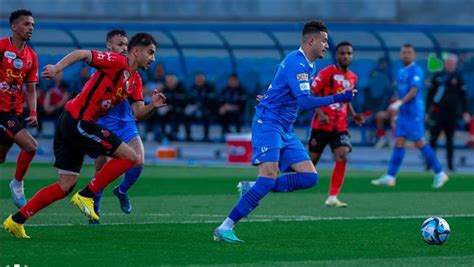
[{"x1": 298, "y1": 47, "x2": 314, "y2": 69}]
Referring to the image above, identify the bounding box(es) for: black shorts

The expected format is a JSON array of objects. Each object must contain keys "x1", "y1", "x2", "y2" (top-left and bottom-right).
[
  {"x1": 0, "y1": 112, "x2": 25, "y2": 146},
  {"x1": 54, "y1": 111, "x2": 123, "y2": 173},
  {"x1": 308, "y1": 129, "x2": 352, "y2": 154}
]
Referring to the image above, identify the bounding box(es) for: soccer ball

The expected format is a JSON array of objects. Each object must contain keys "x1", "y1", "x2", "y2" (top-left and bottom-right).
[{"x1": 420, "y1": 217, "x2": 450, "y2": 245}]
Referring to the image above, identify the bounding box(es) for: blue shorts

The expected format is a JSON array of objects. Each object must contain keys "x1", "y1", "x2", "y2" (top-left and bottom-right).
[
  {"x1": 394, "y1": 117, "x2": 425, "y2": 142},
  {"x1": 251, "y1": 121, "x2": 309, "y2": 173},
  {"x1": 97, "y1": 117, "x2": 139, "y2": 143}
]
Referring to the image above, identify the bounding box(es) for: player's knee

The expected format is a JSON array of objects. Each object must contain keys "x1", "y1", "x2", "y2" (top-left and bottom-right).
[
  {"x1": 260, "y1": 165, "x2": 279, "y2": 178},
  {"x1": 134, "y1": 154, "x2": 144, "y2": 167},
  {"x1": 300, "y1": 172, "x2": 318, "y2": 188},
  {"x1": 24, "y1": 143, "x2": 37, "y2": 155}
]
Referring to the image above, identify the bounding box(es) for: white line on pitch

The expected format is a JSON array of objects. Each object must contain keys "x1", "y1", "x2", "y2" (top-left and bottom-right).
[{"x1": 24, "y1": 213, "x2": 474, "y2": 227}]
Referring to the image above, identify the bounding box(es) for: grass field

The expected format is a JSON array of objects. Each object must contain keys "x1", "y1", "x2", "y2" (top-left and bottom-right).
[{"x1": 1, "y1": 162, "x2": 473, "y2": 266}]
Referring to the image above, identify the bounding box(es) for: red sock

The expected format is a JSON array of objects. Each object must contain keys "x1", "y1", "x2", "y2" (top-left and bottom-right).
[
  {"x1": 19, "y1": 183, "x2": 65, "y2": 219},
  {"x1": 87, "y1": 158, "x2": 134, "y2": 193},
  {"x1": 14, "y1": 150, "x2": 35, "y2": 181},
  {"x1": 329, "y1": 161, "x2": 347, "y2": 196}
]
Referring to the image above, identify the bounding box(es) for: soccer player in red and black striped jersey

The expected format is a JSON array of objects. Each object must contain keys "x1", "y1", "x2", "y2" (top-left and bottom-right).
[
  {"x1": 308, "y1": 41, "x2": 364, "y2": 207},
  {"x1": 0, "y1": 10, "x2": 39, "y2": 209},
  {"x1": 3, "y1": 32, "x2": 167, "y2": 238}
]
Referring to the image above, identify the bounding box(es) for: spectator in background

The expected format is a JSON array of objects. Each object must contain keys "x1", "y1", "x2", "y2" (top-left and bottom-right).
[
  {"x1": 70, "y1": 64, "x2": 90, "y2": 98},
  {"x1": 188, "y1": 72, "x2": 217, "y2": 142},
  {"x1": 218, "y1": 74, "x2": 247, "y2": 140},
  {"x1": 426, "y1": 53, "x2": 470, "y2": 172},
  {"x1": 365, "y1": 58, "x2": 396, "y2": 148},
  {"x1": 161, "y1": 74, "x2": 188, "y2": 141},
  {"x1": 143, "y1": 64, "x2": 166, "y2": 142},
  {"x1": 42, "y1": 71, "x2": 70, "y2": 124}
]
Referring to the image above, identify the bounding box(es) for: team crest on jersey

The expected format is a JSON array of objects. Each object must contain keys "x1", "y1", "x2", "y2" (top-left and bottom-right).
[
  {"x1": 13, "y1": 58, "x2": 23, "y2": 69},
  {"x1": 101, "y1": 99, "x2": 112, "y2": 109},
  {"x1": 296, "y1": 73, "x2": 309, "y2": 81},
  {"x1": 101, "y1": 129, "x2": 110, "y2": 137},
  {"x1": 7, "y1": 120, "x2": 15, "y2": 128},
  {"x1": 4, "y1": 51, "x2": 16, "y2": 59},
  {"x1": 310, "y1": 138, "x2": 317, "y2": 146}
]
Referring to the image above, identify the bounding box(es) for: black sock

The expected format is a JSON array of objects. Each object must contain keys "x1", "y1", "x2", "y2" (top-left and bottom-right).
[
  {"x1": 79, "y1": 186, "x2": 95, "y2": 198},
  {"x1": 12, "y1": 212, "x2": 26, "y2": 224}
]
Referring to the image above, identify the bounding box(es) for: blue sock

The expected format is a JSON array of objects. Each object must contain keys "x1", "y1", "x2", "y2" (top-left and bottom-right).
[
  {"x1": 420, "y1": 144, "x2": 443, "y2": 173},
  {"x1": 228, "y1": 177, "x2": 275, "y2": 224},
  {"x1": 271, "y1": 172, "x2": 318, "y2": 192},
  {"x1": 388, "y1": 147, "x2": 405, "y2": 176},
  {"x1": 119, "y1": 166, "x2": 143, "y2": 193},
  {"x1": 93, "y1": 190, "x2": 103, "y2": 214}
]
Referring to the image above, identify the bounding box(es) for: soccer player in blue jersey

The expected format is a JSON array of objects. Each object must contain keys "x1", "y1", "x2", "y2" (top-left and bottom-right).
[
  {"x1": 91, "y1": 29, "x2": 145, "y2": 223},
  {"x1": 371, "y1": 44, "x2": 448, "y2": 188},
  {"x1": 213, "y1": 20, "x2": 355, "y2": 243}
]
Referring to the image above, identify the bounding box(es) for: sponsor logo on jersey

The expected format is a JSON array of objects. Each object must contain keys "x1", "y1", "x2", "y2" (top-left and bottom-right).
[
  {"x1": 296, "y1": 73, "x2": 309, "y2": 81},
  {"x1": 4, "y1": 51, "x2": 16, "y2": 59},
  {"x1": 299, "y1": 82, "x2": 310, "y2": 91}
]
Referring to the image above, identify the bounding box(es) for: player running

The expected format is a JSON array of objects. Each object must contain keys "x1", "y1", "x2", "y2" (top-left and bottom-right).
[
  {"x1": 308, "y1": 41, "x2": 364, "y2": 208},
  {"x1": 371, "y1": 44, "x2": 448, "y2": 188},
  {"x1": 0, "y1": 9, "x2": 39, "y2": 209},
  {"x1": 3, "y1": 32, "x2": 167, "y2": 238},
  {"x1": 214, "y1": 21, "x2": 355, "y2": 243},
  {"x1": 90, "y1": 29, "x2": 145, "y2": 225}
]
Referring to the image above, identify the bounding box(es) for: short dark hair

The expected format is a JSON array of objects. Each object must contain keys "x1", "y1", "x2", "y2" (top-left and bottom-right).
[
  {"x1": 128, "y1": 32, "x2": 157, "y2": 52},
  {"x1": 402, "y1": 43, "x2": 414, "y2": 49},
  {"x1": 302, "y1": 20, "x2": 328, "y2": 36},
  {"x1": 106, "y1": 29, "x2": 127, "y2": 42},
  {"x1": 336, "y1": 41, "x2": 352, "y2": 52},
  {"x1": 9, "y1": 9, "x2": 33, "y2": 25}
]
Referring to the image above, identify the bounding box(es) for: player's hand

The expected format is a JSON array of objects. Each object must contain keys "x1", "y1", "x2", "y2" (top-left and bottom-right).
[
  {"x1": 317, "y1": 112, "x2": 329, "y2": 125},
  {"x1": 256, "y1": 94, "x2": 263, "y2": 102},
  {"x1": 388, "y1": 100, "x2": 403, "y2": 112},
  {"x1": 41, "y1": 64, "x2": 60, "y2": 79},
  {"x1": 353, "y1": 113, "x2": 365, "y2": 126},
  {"x1": 25, "y1": 115, "x2": 38, "y2": 127},
  {"x1": 151, "y1": 90, "x2": 167, "y2": 108}
]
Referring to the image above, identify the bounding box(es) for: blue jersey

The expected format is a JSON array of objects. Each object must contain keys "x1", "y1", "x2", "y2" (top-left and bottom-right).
[
  {"x1": 397, "y1": 62, "x2": 425, "y2": 120},
  {"x1": 100, "y1": 100, "x2": 135, "y2": 122},
  {"x1": 255, "y1": 48, "x2": 315, "y2": 132}
]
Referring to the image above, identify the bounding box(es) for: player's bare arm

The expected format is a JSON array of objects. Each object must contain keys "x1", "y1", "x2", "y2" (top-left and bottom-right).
[
  {"x1": 41, "y1": 50, "x2": 92, "y2": 79},
  {"x1": 24, "y1": 83, "x2": 38, "y2": 127},
  {"x1": 389, "y1": 86, "x2": 417, "y2": 111},
  {"x1": 348, "y1": 103, "x2": 364, "y2": 126},
  {"x1": 131, "y1": 90, "x2": 167, "y2": 120}
]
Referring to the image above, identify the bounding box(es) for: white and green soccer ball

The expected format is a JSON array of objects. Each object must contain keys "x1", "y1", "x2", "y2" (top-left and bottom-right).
[{"x1": 421, "y1": 216, "x2": 450, "y2": 245}]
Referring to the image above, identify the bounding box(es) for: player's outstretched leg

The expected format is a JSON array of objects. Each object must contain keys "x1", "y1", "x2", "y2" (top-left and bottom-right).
[
  {"x1": 4, "y1": 182, "x2": 69, "y2": 238},
  {"x1": 215, "y1": 176, "x2": 276, "y2": 243}
]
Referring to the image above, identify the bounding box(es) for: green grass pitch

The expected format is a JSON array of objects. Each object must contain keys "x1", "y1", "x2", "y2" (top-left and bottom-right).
[{"x1": 1, "y1": 162, "x2": 473, "y2": 266}]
